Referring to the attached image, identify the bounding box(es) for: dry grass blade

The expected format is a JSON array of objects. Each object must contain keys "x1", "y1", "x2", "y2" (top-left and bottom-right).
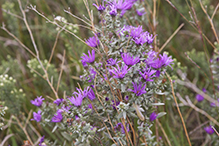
[
  {"x1": 199, "y1": 0, "x2": 219, "y2": 43},
  {"x1": 47, "y1": 27, "x2": 64, "y2": 70},
  {"x1": 56, "y1": 50, "x2": 66, "y2": 92},
  {"x1": 184, "y1": 52, "x2": 208, "y2": 79},
  {"x1": 159, "y1": 23, "x2": 184, "y2": 53},
  {"x1": 157, "y1": 120, "x2": 172, "y2": 146},
  {"x1": 0, "y1": 134, "x2": 14, "y2": 146},
  {"x1": 166, "y1": 72, "x2": 191, "y2": 146},
  {"x1": 1, "y1": 24, "x2": 36, "y2": 57},
  {"x1": 211, "y1": 126, "x2": 219, "y2": 136}
]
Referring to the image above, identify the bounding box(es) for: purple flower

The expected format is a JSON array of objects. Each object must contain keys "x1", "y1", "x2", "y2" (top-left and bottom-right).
[
  {"x1": 119, "y1": 25, "x2": 132, "y2": 36},
  {"x1": 109, "y1": 64, "x2": 129, "y2": 79},
  {"x1": 130, "y1": 25, "x2": 143, "y2": 39},
  {"x1": 51, "y1": 109, "x2": 63, "y2": 123},
  {"x1": 128, "y1": 81, "x2": 147, "y2": 96},
  {"x1": 81, "y1": 50, "x2": 95, "y2": 64},
  {"x1": 121, "y1": 53, "x2": 140, "y2": 66},
  {"x1": 69, "y1": 96, "x2": 83, "y2": 107},
  {"x1": 105, "y1": 97, "x2": 109, "y2": 101},
  {"x1": 155, "y1": 70, "x2": 161, "y2": 77},
  {"x1": 146, "y1": 51, "x2": 174, "y2": 69},
  {"x1": 110, "y1": 0, "x2": 136, "y2": 16},
  {"x1": 139, "y1": 68, "x2": 156, "y2": 82},
  {"x1": 136, "y1": 10, "x2": 146, "y2": 16},
  {"x1": 145, "y1": 32, "x2": 155, "y2": 44},
  {"x1": 39, "y1": 135, "x2": 46, "y2": 146},
  {"x1": 112, "y1": 0, "x2": 133, "y2": 10},
  {"x1": 88, "y1": 103, "x2": 93, "y2": 109},
  {"x1": 204, "y1": 126, "x2": 214, "y2": 135},
  {"x1": 124, "y1": 95, "x2": 129, "y2": 101},
  {"x1": 31, "y1": 110, "x2": 42, "y2": 122},
  {"x1": 196, "y1": 88, "x2": 207, "y2": 102},
  {"x1": 74, "y1": 87, "x2": 90, "y2": 98},
  {"x1": 134, "y1": 36, "x2": 147, "y2": 45},
  {"x1": 87, "y1": 88, "x2": 96, "y2": 100},
  {"x1": 86, "y1": 36, "x2": 99, "y2": 48},
  {"x1": 114, "y1": 122, "x2": 129, "y2": 134},
  {"x1": 75, "y1": 115, "x2": 80, "y2": 121},
  {"x1": 93, "y1": 2, "x2": 105, "y2": 12},
  {"x1": 107, "y1": 58, "x2": 117, "y2": 66},
  {"x1": 210, "y1": 98, "x2": 219, "y2": 107},
  {"x1": 69, "y1": 87, "x2": 90, "y2": 106},
  {"x1": 109, "y1": 5, "x2": 117, "y2": 16},
  {"x1": 196, "y1": 94, "x2": 204, "y2": 102},
  {"x1": 61, "y1": 105, "x2": 71, "y2": 113},
  {"x1": 150, "y1": 112, "x2": 158, "y2": 121},
  {"x1": 210, "y1": 102, "x2": 216, "y2": 107},
  {"x1": 112, "y1": 100, "x2": 120, "y2": 109},
  {"x1": 54, "y1": 98, "x2": 63, "y2": 106},
  {"x1": 31, "y1": 96, "x2": 44, "y2": 107}
]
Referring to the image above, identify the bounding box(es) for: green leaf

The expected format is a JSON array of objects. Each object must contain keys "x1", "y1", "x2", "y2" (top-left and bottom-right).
[
  {"x1": 151, "y1": 103, "x2": 165, "y2": 106},
  {"x1": 52, "y1": 125, "x2": 58, "y2": 133},
  {"x1": 123, "y1": 111, "x2": 127, "y2": 119},
  {"x1": 157, "y1": 112, "x2": 166, "y2": 119},
  {"x1": 61, "y1": 132, "x2": 72, "y2": 141}
]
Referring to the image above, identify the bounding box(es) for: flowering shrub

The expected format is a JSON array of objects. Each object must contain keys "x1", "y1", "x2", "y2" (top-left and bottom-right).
[
  {"x1": 1, "y1": 0, "x2": 218, "y2": 146},
  {"x1": 30, "y1": 1, "x2": 177, "y2": 145}
]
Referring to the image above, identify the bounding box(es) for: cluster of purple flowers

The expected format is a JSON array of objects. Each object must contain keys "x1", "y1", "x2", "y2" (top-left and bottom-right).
[
  {"x1": 119, "y1": 25, "x2": 155, "y2": 45},
  {"x1": 31, "y1": 96, "x2": 44, "y2": 107},
  {"x1": 128, "y1": 81, "x2": 146, "y2": 96},
  {"x1": 109, "y1": 64, "x2": 130, "y2": 79},
  {"x1": 51, "y1": 109, "x2": 63, "y2": 123},
  {"x1": 31, "y1": 96, "x2": 44, "y2": 122},
  {"x1": 93, "y1": 0, "x2": 139, "y2": 17},
  {"x1": 69, "y1": 87, "x2": 96, "y2": 107},
  {"x1": 81, "y1": 49, "x2": 96, "y2": 67},
  {"x1": 145, "y1": 50, "x2": 174, "y2": 69}
]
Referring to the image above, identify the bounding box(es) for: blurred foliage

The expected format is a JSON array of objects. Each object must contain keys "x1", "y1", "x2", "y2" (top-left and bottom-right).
[{"x1": 0, "y1": 74, "x2": 25, "y2": 115}]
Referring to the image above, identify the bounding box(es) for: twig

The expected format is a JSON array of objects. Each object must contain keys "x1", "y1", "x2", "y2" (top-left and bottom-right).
[
  {"x1": 17, "y1": 0, "x2": 59, "y2": 99},
  {"x1": 56, "y1": 50, "x2": 66, "y2": 92},
  {"x1": 24, "y1": 110, "x2": 32, "y2": 129},
  {"x1": 157, "y1": 120, "x2": 172, "y2": 146},
  {"x1": 166, "y1": 72, "x2": 191, "y2": 146},
  {"x1": 211, "y1": 126, "x2": 219, "y2": 136},
  {"x1": 1, "y1": 24, "x2": 36, "y2": 57},
  {"x1": 176, "y1": 79, "x2": 219, "y2": 105},
  {"x1": 211, "y1": 3, "x2": 219, "y2": 20},
  {"x1": 28, "y1": 5, "x2": 87, "y2": 45},
  {"x1": 15, "y1": 116, "x2": 34, "y2": 145},
  {"x1": 0, "y1": 134, "x2": 14, "y2": 146},
  {"x1": 47, "y1": 27, "x2": 64, "y2": 70},
  {"x1": 199, "y1": 0, "x2": 219, "y2": 43},
  {"x1": 185, "y1": 96, "x2": 219, "y2": 127},
  {"x1": 159, "y1": 23, "x2": 184, "y2": 53},
  {"x1": 64, "y1": 9, "x2": 92, "y2": 27},
  {"x1": 153, "y1": 0, "x2": 157, "y2": 52},
  {"x1": 2, "y1": 8, "x2": 23, "y2": 20}
]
